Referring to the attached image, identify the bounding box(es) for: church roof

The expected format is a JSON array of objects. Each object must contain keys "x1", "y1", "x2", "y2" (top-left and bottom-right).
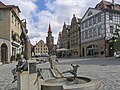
[{"x1": 48, "y1": 24, "x2": 52, "y2": 33}]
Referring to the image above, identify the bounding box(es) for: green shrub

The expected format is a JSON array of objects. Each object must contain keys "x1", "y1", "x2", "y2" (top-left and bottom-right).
[{"x1": 10, "y1": 55, "x2": 15, "y2": 62}]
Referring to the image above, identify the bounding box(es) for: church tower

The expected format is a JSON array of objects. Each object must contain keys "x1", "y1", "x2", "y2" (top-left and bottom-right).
[{"x1": 46, "y1": 24, "x2": 54, "y2": 54}]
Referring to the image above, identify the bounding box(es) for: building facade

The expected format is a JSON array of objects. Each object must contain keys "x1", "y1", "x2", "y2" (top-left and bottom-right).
[
  {"x1": 46, "y1": 24, "x2": 54, "y2": 54},
  {"x1": 34, "y1": 40, "x2": 48, "y2": 56},
  {"x1": 57, "y1": 31, "x2": 62, "y2": 49},
  {"x1": 0, "y1": 2, "x2": 22, "y2": 63},
  {"x1": 70, "y1": 14, "x2": 81, "y2": 57},
  {"x1": 81, "y1": 0, "x2": 120, "y2": 57},
  {"x1": 61, "y1": 22, "x2": 70, "y2": 49},
  {"x1": 59, "y1": 14, "x2": 81, "y2": 57}
]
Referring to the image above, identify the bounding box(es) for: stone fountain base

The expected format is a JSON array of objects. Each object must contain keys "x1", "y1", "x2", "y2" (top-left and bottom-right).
[
  {"x1": 41, "y1": 77, "x2": 100, "y2": 90},
  {"x1": 17, "y1": 57, "x2": 101, "y2": 90}
]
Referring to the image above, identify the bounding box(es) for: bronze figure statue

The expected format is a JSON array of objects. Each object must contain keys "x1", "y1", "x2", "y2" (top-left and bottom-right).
[
  {"x1": 61, "y1": 64, "x2": 79, "y2": 79},
  {"x1": 20, "y1": 19, "x2": 30, "y2": 60}
]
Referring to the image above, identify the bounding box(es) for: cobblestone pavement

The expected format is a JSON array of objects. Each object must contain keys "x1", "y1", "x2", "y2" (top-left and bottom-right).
[
  {"x1": 57, "y1": 58, "x2": 120, "y2": 90},
  {"x1": 0, "y1": 62, "x2": 17, "y2": 90},
  {"x1": 0, "y1": 57, "x2": 120, "y2": 90}
]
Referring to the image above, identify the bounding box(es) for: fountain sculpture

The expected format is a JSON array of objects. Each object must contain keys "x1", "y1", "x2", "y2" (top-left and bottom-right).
[
  {"x1": 12, "y1": 54, "x2": 101, "y2": 90},
  {"x1": 11, "y1": 20, "x2": 101, "y2": 90}
]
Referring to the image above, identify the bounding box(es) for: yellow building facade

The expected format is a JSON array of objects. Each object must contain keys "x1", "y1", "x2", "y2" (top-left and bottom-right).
[
  {"x1": 34, "y1": 40, "x2": 48, "y2": 56},
  {"x1": 0, "y1": 2, "x2": 21, "y2": 63}
]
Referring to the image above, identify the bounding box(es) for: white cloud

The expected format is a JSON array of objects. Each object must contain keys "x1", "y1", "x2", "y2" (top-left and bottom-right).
[
  {"x1": 1, "y1": 0, "x2": 120, "y2": 45},
  {"x1": 1, "y1": 0, "x2": 40, "y2": 45},
  {"x1": 36, "y1": 0, "x2": 95, "y2": 45},
  {"x1": 37, "y1": 0, "x2": 120, "y2": 45}
]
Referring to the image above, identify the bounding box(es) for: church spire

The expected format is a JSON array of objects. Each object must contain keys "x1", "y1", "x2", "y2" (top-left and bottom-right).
[{"x1": 48, "y1": 23, "x2": 52, "y2": 33}]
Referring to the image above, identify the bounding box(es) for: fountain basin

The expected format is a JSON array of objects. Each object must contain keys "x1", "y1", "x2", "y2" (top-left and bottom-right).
[{"x1": 41, "y1": 77, "x2": 100, "y2": 90}]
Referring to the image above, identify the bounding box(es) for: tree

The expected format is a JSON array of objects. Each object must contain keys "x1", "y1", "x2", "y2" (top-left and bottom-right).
[{"x1": 113, "y1": 24, "x2": 120, "y2": 51}]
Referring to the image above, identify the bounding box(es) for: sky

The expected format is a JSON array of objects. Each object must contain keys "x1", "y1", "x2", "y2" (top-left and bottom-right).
[{"x1": 1, "y1": 0, "x2": 120, "y2": 45}]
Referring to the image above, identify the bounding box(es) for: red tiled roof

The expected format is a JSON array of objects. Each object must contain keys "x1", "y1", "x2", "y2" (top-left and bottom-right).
[
  {"x1": 0, "y1": 1, "x2": 6, "y2": 8},
  {"x1": 0, "y1": 1, "x2": 21, "y2": 12},
  {"x1": 95, "y1": 0, "x2": 120, "y2": 11}
]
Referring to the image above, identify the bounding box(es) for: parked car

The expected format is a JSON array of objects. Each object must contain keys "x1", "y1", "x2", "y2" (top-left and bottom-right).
[{"x1": 114, "y1": 51, "x2": 120, "y2": 58}]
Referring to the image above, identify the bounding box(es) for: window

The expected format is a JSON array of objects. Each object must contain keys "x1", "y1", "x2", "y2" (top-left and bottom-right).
[
  {"x1": 12, "y1": 31, "x2": 13, "y2": 36},
  {"x1": 93, "y1": 28, "x2": 97, "y2": 36},
  {"x1": 89, "y1": 19, "x2": 92, "y2": 26},
  {"x1": 110, "y1": 26, "x2": 114, "y2": 33},
  {"x1": 12, "y1": 15, "x2": 13, "y2": 23},
  {"x1": 98, "y1": 14, "x2": 101, "y2": 22},
  {"x1": 18, "y1": 23, "x2": 19, "y2": 29},
  {"x1": 109, "y1": 13, "x2": 113, "y2": 20},
  {"x1": 82, "y1": 32, "x2": 84, "y2": 40},
  {"x1": 0, "y1": 11, "x2": 3, "y2": 20},
  {"x1": 81, "y1": 23, "x2": 84, "y2": 29},
  {"x1": 89, "y1": 30, "x2": 92, "y2": 37},
  {"x1": 85, "y1": 31, "x2": 88, "y2": 39},
  {"x1": 85, "y1": 21, "x2": 88, "y2": 28},
  {"x1": 88, "y1": 11, "x2": 92, "y2": 16},
  {"x1": 93, "y1": 17, "x2": 96, "y2": 24},
  {"x1": 15, "y1": 19, "x2": 16, "y2": 26},
  {"x1": 98, "y1": 26, "x2": 102, "y2": 35}
]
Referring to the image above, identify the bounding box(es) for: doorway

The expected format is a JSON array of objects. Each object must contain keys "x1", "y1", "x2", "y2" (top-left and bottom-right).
[{"x1": 1, "y1": 43, "x2": 8, "y2": 64}]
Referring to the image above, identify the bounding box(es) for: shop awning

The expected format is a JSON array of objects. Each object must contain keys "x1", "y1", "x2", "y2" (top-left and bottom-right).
[{"x1": 56, "y1": 48, "x2": 69, "y2": 51}]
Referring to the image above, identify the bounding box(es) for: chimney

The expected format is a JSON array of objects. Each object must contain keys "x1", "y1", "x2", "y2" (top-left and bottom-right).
[
  {"x1": 112, "y1": 0, "x2": 115, "y2": 5},
  {"x1": 36, "y1": 41, "x2": 37, "y2": 45},
  {"x1": 112, "y1": 0, "x2": 115, "y2": 9}
]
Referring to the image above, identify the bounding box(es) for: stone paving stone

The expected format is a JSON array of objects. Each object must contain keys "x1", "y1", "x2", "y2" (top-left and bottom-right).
[
  {"x1": 0, "y1": 62, "x2": 17, "y2": 90},
  {"x1": 57, "y1": 58, "x2": 120, "y2": 90},
  {"x1": 0, "y1": 58, "x2": 120, "y2": 90}
]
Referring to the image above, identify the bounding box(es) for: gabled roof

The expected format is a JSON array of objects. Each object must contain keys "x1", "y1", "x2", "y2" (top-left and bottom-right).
[
  {"x1": 95, "y1": 0, "x2": 120, "y2": 11},
  {"x1": 0, "y1": 1, "x2": 21, "y2": 12},
  {"x1": 82, "y1": 0, "x2": 120, "y2": 22},
  {"x1": 81, "y1": 8, "x2": 101, "y2": 22},
  {"x1": 35, "y1": 40, "x2": 46, "y2": 47},
  {"x1": 0, "y1": 1, "x2": 6, "y2": 8},
  {"x1": 7, "y1": 5, "x2": 21, "y2": 12}
]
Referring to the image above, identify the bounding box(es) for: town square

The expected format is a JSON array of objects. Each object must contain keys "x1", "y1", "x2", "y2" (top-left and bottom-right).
[{"x1": 0, "y1": 0, "x2": 120, "y2": 90}]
